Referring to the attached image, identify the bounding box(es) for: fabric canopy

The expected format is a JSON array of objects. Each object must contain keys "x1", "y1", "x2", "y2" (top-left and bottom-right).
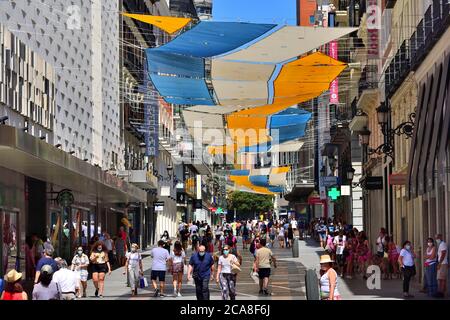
[
  {"x1": 149, "y1": 74, "x2": 214, "y2": 105},
  {"x1": 154, "y1": 21, "x2": 276, "y2": 58},
  {"x1": 122, "y1": 14, "x2": 192, "y2": 34},
  {"x1": 217, "y1": 25, "x2": 358, "y2": 63}
]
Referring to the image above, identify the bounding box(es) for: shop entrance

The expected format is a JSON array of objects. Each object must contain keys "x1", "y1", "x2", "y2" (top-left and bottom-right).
[{"x1": 48, "y1": 206, "x2": 94, "y2": 261}]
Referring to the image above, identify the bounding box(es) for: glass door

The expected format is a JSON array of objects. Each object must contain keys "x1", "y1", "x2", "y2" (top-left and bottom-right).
[{"x1": 0, "y1": 208, "x2": 19, "y2": 277}]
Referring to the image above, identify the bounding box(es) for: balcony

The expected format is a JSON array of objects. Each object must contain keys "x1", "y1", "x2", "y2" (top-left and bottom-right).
[
  {"x1": 118, "y1": 170, "x2": 158, "y2": 190},
  {"x1": 410, "y1": 0, "x2": 450, "y2": 70},
  {"x1": 357, "y1": 64, "x2": 379, "y2": 111},
  {"x1": 385, "y1": 39, "x2": 410, "y2": 98}
]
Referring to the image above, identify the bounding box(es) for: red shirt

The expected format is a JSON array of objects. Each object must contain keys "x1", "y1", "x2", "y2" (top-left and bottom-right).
[
  {"x1": 120, "y1": 230, "x2": 127, "y2": 241},
  {"x1": 2, "y1": 292, "x2": 24, "y2": 300}
]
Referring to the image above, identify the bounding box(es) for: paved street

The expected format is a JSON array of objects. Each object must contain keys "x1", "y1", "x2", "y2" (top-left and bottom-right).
[
  {"x1": 81, "y1": 236, "x2": 448, "y2": 300},
  {"x1": 84, "y1": 238, "x2": 307, "y2": 300}
]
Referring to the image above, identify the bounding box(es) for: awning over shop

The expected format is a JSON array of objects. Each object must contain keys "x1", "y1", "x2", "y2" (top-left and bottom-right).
[{"x1": 0, "y1": 126, "x2": 147, "y2": 203}]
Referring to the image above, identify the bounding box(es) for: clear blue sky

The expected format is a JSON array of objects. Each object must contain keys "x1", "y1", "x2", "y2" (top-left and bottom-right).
[{"x1": 212, "y1": 0, "x2": 296, "y2": 25}]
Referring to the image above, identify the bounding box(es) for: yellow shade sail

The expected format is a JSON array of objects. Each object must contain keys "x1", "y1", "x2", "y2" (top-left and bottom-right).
[
  {"x1": 207, "y1": 52, "x2": 347, "y2": 154},
  {"x1": 122, "y1": 14, "x2": 192, "y2": 34},
  {"x1": 229, "y1": 175, "x2": 275, "y2": 195}
]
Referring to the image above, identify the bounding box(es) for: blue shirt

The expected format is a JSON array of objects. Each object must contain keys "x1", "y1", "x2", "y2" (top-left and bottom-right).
[
  {"x1": 189, "y1": 253, "x2": 214, "y2": 279},
  {"x1": 36, "y1": 257, "x2": 58, "y2": 273}
]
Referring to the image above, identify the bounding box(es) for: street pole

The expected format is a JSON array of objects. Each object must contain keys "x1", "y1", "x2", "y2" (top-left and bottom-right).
[{"x1": 234, "y1": 208, "x2": 236, "y2": 221}]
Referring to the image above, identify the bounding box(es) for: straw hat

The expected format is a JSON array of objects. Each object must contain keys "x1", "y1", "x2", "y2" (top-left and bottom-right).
[
  {"x1": 4, "y1": 269, "x2": 22, "y2": 283},
  {"x1": 319, "y1": 254, "x2": 334, "y2": 264}
]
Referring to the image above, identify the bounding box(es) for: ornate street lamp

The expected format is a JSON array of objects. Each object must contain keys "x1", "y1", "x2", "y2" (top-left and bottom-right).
[
  {"x1": 347, "y1": 167, "x2": 355, "y2": 181},
  {"x1": 359, "y1": 127, "x2": 371, "y2": 146},
  {"x1": 376, "y1": 102, "x2": 389, "y2": 126}
]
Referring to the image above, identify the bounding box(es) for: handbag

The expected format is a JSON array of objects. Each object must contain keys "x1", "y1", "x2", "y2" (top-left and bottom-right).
[{"x1": 230, "y1": 256, "x2": 241, "y2": 274}]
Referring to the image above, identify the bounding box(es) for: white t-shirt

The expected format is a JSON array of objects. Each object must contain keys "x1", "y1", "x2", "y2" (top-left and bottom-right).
[
  {"x1": 437, "y1": 241, "x2": 448, "y2": 264},
  {"x1": 291, "y1": 220, "x2": 297, "y2": 229},
  {"x1": 214, "y1": 227, "x2": 222, "y2": 236},
  {"x1": 189, "y1": 225, "x2": 198, "y2": 234},
  {"x1": 400, "y1": 249, "x2": 415, "y2": 267},
  {"x1": 376, "y1": 235, "x2": 386, "y2": 253},
  {"x1": 278, "y1": 227, "x2": 285, "y2": 237},
  {"x1": 126, "y1": 251, "x2": 142, "y2": 270},
  {"x1": 52, "y1": 268, "x2": 79, "y2": 292},
  {"x1": 170, "y1": 250, "x2": 186, "y2": 264},
  {"x1": 218, "y1": 254, "x2": 237, "y2": 274},
  {"x1": 151, "y1": 247, "x2": 170, "y2": 271},
  {"x1": 334, "y1": 235, "x2": 346, "y2": 255}
]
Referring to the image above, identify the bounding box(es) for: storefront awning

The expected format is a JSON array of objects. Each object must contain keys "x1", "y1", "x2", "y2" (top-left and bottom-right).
[{"x1": 0, "y1": 126, "x2": 147, "y2": 203}]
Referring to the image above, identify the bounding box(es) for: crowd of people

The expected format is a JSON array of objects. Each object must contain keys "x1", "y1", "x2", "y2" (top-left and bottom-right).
[
  {"x1": 1, "y1": 226, "x2": 133, "y2": 300},
  {"x1": 146, "y1": 218, "x2": 285, "y2": 300},
  {"x1": 2, "y1": 216, "x2": 447, "y2": 300},
  {"x1": 310, "y1": 217, "x2": 448, "y2": 299}
]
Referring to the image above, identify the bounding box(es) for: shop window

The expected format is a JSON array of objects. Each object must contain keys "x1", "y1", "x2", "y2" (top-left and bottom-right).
[{"x1": 1, "y1": 209, "x2": 19, "y2": 277}]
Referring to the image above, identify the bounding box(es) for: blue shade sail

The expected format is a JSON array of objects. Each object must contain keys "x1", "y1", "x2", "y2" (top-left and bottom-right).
[
  {"x1": 146, "y1": 50, "x2": 205, "y2": 78},
  {"x1": 268, "y1": 186, "x2": 284, "y2": 193},
  {"x1": 230, "y1": 170, "x2": 250, "y2": 176},
  {"x1": 149, "y1": 74, "x2": 215, "y2": 105},
  {"x1": 155, "y1": 21, "x2": 276, "y2": 57},
  {"x1": 249, "y1": 175, "x2": 270, "y2": 187},
  {"x1": 239, "y1": 142, "x2": 272, "y2": 153},
  {"x1": 269, "y1": 108, "x2": 311, "y2": 143},
  {"x1": 269, "y1": 108, "x2": 312, "y2": 127}
]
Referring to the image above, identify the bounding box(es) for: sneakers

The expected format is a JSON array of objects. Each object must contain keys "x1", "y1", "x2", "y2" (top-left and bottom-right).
[
  {"x1": 403, "y1": 292, "x2": 414, "y2": 298},
  {"x1": 95, "y1": 289, "x2": 98, "y2": 297},
  {"x1": 259, "y1": 289, "x2": 264, "y2": 295},
  {"x1": 153, "y1": 289, "x2": 159, "y2": 297},
  {"x1": 174, "y1": 289, "x2": 178, "y2": 296},
  {"x1": 263, "y1": 289, "x2": 269, "y2": 296},
  {"x1": 177, "y1": 292, "x2": 182, "y2": 297}
]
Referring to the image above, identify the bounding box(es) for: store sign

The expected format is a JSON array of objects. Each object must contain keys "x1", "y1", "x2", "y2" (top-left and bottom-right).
[
  {"x1": 367, "y1": 0, "x2": 381, "y2": 59},
  {"x1": 154, "y1": 201, "x2": 164, "y2": 211},
  {"x1": 328, "y1": 12, "x2": 339, "y2": 104},
  {"x1": 389, "y1": 174, "x2": 407, "y2": 185},
  {"x1": 176, "y1": 192, "x2": 186, "y2": 203},
  {"x1": 364, "y1": 176, "x2": 383, "y2": 190},
  {"x1": 194, "y1": 199, "x2": 202, "y2": 209},
  {"x1": 57, "y1": 189, "x2": 74, "y2": 207},
  {"x1": 142, "y1": 57, "x2": 159, "y2": 157},
  {"x1": 321, "y1": 176, "x2": 340, "y2": 187}
]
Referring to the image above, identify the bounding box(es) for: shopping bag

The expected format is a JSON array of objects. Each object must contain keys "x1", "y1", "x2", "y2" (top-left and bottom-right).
[{"x1": 140, "y1": 276, "x2": 148, "y2": 288}]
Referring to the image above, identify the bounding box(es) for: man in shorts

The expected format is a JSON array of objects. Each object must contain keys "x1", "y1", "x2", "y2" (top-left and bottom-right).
[
  {"x1": 150, "y1": 240, "x2": 170, "y2": 297},
  {"x1": 254, "y1": 238, "x2": 277, "y2": 295}
]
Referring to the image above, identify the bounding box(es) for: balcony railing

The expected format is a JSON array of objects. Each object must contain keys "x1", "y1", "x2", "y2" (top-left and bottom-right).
[
  {"x1": 358, "y1": 65, "x2": 378, "y2": 97},
  {"x1": 384, "y1": 1, "x2": 449, "y2": 99}
]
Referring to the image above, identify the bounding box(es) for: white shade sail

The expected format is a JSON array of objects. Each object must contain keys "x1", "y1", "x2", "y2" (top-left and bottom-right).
[{"x1": 217, "y1": 26, "x2": 358, "y2": 63}]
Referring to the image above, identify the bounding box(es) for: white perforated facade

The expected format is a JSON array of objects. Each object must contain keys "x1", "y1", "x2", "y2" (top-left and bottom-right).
[{"x1": 0, "y1": 0, "x2": 123, "y2": 169}]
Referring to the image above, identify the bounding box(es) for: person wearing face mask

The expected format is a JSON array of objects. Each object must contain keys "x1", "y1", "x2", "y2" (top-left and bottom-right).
[
  {"x1": 423, "y1": 238, "x2": 438, "y2": 297},
  {"x1": 90, "y1": 241, "x2": 111, "y2": 298},
  {"x1": 398, "y1": 241, "x2": 416, "y2": 298},
  {"x1": 216, "y1": 245, "x2": 239, "y2": 300},
  {"x1": 435, "y1": 234, "x2": 448, "y2": 297},
  {"x1": 71, "y1": 247, "x2": 89, "y2": 298},
  {"x1": 187, "y1": 245, "x2": 215, "y2": 300},
  {"x1": 124, "y1": 243, "x2": 143, "y2": 296}
]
